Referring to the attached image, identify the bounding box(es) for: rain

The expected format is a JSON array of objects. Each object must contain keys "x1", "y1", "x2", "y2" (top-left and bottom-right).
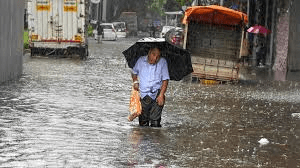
[{"x1": 0, "y1": 0, "x2": 300, "y2": 167}]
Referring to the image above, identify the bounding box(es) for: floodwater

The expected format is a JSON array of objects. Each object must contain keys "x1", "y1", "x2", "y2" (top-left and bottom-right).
[{"x1": 0, "y1": 37, "x2": 300, "y2": 167}]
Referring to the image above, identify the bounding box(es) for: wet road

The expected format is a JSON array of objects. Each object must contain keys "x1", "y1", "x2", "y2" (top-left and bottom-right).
[{"x1": 0, "y1": 37, "x2": 300, "y2": 167}]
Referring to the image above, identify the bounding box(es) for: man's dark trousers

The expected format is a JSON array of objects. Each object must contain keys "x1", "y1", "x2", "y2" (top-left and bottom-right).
[{"x1": 139, "y1": 95, "x2": 163, "y2": 127}]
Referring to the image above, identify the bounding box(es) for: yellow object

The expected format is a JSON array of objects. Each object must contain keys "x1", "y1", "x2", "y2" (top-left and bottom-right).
[
  {"x1": 74, "y1": 35, "x2": 82, "y2": 41},
  {"x1": 64, "y1": 0, "x2": 77, "y2": 12},
  {"x1": 31, "y1": 34, "x2": 38, "y2": 40},
  {"x1": 37, "y1": 5, "x2": 50, "y2": 11},
  {"x1": 36, "y1": 0, "x2": 50, "y2": 11},
  {"x1": 64, "y1": 6, "x2": 77, "y2": 12},
  {"x1": 128, "y1": 87, "x2": 142, "y2": 121},
  {"x1": 201, "y1": 79, "x2": 219, "y2": 85}
]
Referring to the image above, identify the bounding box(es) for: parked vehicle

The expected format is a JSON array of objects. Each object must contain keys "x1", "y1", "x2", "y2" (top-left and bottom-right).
[
  {"x1": 165, "y1": 27, "x2": 184, "y2": 47},
  {"x1": 113, "y1": 22, "x2": 127, "y2": 38},
  {"x1": 27, "y1": 0, "x2": 89, "y2": 59},
  {"x1": 182, "y1": 5, "x2": 248, "y2": 81},
  {"x1": 93, "y1": 28, "x2": 98, "y2": 40},
  {"x1": 160, "y1": 26, "x2": 175, "y2": 38},
  {"x1": 118, "y1": 12, "x2": 138, "y2": 36},
  {"x1": 100, "y1": 23, "x2": 118, "y2": 41},
  {"x1": 164, "y1": 11, "x2": 183, "y2": 27},
  {"x1": 160, "y1": 11, "x2": 183, "y2": 38}
]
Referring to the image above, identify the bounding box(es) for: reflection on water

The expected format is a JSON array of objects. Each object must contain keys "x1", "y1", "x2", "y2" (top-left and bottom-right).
[
  {"x1": 0, "y1": 38, "x2": 300, "y2": 167},
  {"x1": 127, "y1": 127, "x2": 168, "y2": 167}
]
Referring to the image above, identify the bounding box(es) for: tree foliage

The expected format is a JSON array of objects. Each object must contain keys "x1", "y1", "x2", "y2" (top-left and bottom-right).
[
  {"x1": 147, "y1": 0, "x2": 193, "y2": 15},
  {"x1": 146, "y1": 0, "x2": 167, "y2": 15}
]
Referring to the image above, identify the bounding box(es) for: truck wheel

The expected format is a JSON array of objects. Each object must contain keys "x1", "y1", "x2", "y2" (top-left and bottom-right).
[
  {"x1": 41, "y1": 48, "x2": 46, "y2": 56},
  {"x1": 57, "y1": 49, "x2": 64, "y2": 56},
  {"x1": 86, "y1": 48, "x2": 89, "y2": 56},
  {"x1": 80, "y1": 48, "x2": 87, "y2": 60},
  {"x1": 83, "y1": 45, "x2": 88, "y2": 57},
  {"x1": 30, "y1": 48, "x2": 34, "y2": 57}
]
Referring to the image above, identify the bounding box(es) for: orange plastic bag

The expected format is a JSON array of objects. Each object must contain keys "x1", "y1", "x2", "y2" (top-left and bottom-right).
[{"x1": 128, "y1": 87, "x2": 142, "y2": 121}]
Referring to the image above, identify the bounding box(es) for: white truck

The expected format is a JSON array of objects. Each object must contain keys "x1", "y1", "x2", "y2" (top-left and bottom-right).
[
  {"x1": 118, "y1": 12, "x2": 138, "y2": 36},
  {"x1": 27, "y1": 0, "x2": 89, "y2": 59}
]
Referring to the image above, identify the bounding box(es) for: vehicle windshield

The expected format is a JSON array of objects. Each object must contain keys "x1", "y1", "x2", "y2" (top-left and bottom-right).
[
  {"x1": 101, "y1": 25, "x2": 113, "y2": 29},
  {"x1": 113, "y1": 22, "x2": 126, "y2": 32},
  {"x1": 114, "y1": 23, "x2": 125, "y2": 28},
  {"x1": 162, "y1": 26, "x2": 175, "y2": 32}
]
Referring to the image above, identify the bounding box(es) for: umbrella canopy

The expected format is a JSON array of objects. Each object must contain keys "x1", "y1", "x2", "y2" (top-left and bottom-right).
[
  {"x1": 247, "y1": 25, "x2": 271, "y2": 35},
  {"x1": 182, "y1": 5, "x2": 248, "y2": 26},
  {"x1": 122, "y1": 38, "x2": 193, "y2": 81}
]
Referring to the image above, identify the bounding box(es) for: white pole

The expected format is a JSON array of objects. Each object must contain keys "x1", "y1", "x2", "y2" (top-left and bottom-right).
[
  {"x1": 97, "y1": 3, "x2": 99, "y2": 23},
  {"x1": 220, "y1": 0, "x2": 224, "y2": 6},
  {"x1": 183, "y1": 23, "x2": 188, "y2": 49},
  {"x1": 239, "y1": 30, "x2": 245, "y2": 58},
  {"x1": 166, "y1": 15, "x2": 167, "y2": 26},
  {"x1": 102, "y1": 0, "x2": 107, "y2": 22}
]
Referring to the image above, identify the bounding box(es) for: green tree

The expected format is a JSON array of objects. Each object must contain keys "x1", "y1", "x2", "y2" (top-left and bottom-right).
[
  {"x1": 147, "y1": 0, "x2": 193, "y2": 15},
  {"x1": 146, "y1": 0, "x2": 167, "y2": 15},
  {"x1": 164, "y1": 0, "x2": 181, "y2": 11},
  {"x1": 175, "y1": 0, "x2": 192, "y2": 6}
]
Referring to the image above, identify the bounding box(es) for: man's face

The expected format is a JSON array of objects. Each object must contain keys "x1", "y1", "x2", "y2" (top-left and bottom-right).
[{"x1": 148, "y1": 48, "x2": 160, "y2": 64}]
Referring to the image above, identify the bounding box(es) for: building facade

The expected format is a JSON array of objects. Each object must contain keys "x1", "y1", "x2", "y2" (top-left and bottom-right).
[
  {"x1": 287, "y1": 0, "x2": 300, "y2": 71},
  {"x1": 0, "y1": 0, "x2": 24, "y2": 83}
]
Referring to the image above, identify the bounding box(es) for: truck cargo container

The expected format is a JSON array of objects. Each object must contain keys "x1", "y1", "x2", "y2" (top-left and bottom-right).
[
  {"x1": 182, "y1": 5, "x2": 248, "y2": 82},
  {"x1": 118, "y1": 12, "x2": 138, "y2": 36},
  {"x1": 27, "y1": 0, "x2": 89, "y2": 59}
]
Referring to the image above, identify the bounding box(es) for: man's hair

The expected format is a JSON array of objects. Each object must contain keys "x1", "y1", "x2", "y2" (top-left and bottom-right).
[{"x1": 148, "y1": 47, "x2": 160, "y2": 54}]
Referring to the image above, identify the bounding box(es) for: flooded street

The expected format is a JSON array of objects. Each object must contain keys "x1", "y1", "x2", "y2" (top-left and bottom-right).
[{"x1": 1, "y1": 37, "x2": 300, "y2": 167}]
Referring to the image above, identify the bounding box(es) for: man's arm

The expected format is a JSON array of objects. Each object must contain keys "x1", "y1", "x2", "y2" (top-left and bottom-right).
[
  {"x1": 159, "y1": 80, "x2": 168, "y2": 97},
  {"x1": 131, "y1": 57, "x2": 141, "y2": 91},
  {"x1": 131, "y1": 73, "x2": 139, "y2": 91},
  {"x1": 131, "y1": 73, "x2": 138, "y2": 82},
  {"x1": 156, "y1": 80, "x2": 168, "y2": 106}
]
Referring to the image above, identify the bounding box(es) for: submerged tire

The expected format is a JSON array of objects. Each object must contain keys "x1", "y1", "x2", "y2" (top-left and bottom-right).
[
  {"x1": 57, "y1": 49, "x2": 64, "y2": 56},
  {"x1": 30, "y1": 48, "x2": 34, "y2": 57},
  {"x1": 86, "y1": 48, "x2": 89, "y2": 57},
  {"x1": 80, "y1": 47, "x2": 87, "y2": 60}
]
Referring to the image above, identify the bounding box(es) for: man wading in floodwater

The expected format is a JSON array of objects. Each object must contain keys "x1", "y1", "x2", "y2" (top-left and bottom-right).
[{"x1": 131, "y1": 47, "x2": 169, "y2": 127}]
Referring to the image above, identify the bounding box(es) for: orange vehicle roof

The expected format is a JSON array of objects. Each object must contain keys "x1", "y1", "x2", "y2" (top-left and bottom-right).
[{"x1": 182, "y1": 5, "x2": 248, "y2": 26}]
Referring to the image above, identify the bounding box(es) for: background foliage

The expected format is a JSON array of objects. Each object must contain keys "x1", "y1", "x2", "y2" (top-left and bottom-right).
[{"x1": 147, "y1": 0, "x2": 193, "y2": 15}]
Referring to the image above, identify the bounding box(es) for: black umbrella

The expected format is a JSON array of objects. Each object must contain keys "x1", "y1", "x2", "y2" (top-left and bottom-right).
[{"x1": 122, "y1": 38, "x2": 193, "y2": 81}]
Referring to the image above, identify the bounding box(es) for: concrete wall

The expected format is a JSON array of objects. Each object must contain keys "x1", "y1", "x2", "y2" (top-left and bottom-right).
[{"x1": 0, "y1": 0, "x2": 24, "y2": 83}]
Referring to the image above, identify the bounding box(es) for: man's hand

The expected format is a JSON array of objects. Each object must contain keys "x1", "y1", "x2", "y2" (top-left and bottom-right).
[
  {"x1": 133, "y1": 83, "x2": 139, "y2": 91},
  {"x1": 132, "y1": 74, "x2": 139, "y2": 91},
  {"x1": 156, "y1": 94, "x2": 165, "y2": 106}
]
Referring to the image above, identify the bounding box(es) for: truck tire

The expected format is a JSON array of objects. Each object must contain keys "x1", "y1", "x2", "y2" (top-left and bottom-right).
[
  {"x1": 41, "y1": 48, "x2": 47, "y2": 56},
  {"x1": 85, "y1": 45, "x2": 89, "y2": 57},
  {"x1": 80, "y1": 47, "x2": 87, "y2": 60},
  {"x1": 30, "y1": 48, "x2": 34, "y2": 57},
  {"x1": 57, "y1": 49, "x2": 64, "y2": 56}
]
